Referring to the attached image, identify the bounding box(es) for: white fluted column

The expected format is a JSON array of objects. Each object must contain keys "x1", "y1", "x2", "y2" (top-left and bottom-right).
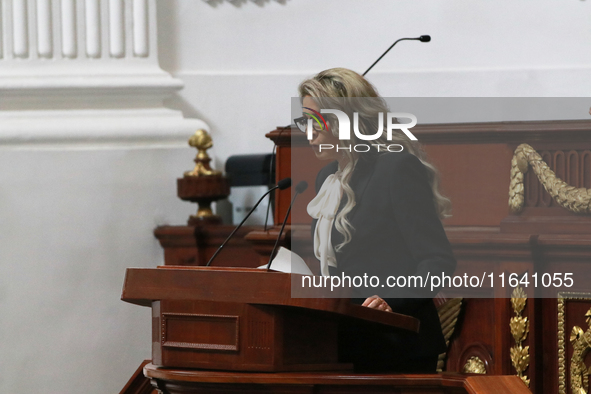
[
  {"x1": 132, "y1": 0, "x2": 148, "y2": 57},
  {"x1": 109, "y1": 0, "x2": 124, "y2": 58},
  {"x1": 0, "y1": 0, "x2": 206, "y2": 148},
  {"x1": 61, "y1": 0, "x2": 77, "y2": 58},
  {"x1": 36, "y1": 0, "x2": 52, "y2": 58},
  {"x1": 1, "y1": 0, "x2": 158, "y2": 61},
  {"x1": 84, "y1": 0, "x2": 100, "y2": 58},
  {"x1": 12, "y1": 0, "x2": 29, "y2": 58}
]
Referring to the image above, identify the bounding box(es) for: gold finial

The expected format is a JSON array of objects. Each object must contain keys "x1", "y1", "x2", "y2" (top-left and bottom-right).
[
  {"x1": 184, "y1": 129, "x2": 221, "y2": 177},
  {"x1": 177, "y1": 129, "x2": 230, "y2": 225}
]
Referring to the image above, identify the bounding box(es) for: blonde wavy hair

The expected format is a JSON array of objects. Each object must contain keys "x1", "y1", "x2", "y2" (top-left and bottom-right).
[{"x1": 298, "y1": 67, "x2": 451, "y2": 251}]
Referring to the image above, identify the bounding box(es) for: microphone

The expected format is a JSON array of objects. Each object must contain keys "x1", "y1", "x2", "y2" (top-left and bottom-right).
[
  {"x1": 266, "y1": 181, "x2": 308, "y2": 271},
  {"x1": 362, "y1": 35, "x2": 431, "y2": 76},
  {"x1": 276, "y1": 177, "x2": 292, "y2": 190},
  {"x1": 295, "y1": 180, "x2": 309, "y2": 194},
  {"x1": 205, "y1": 177, "x2": 292, "y2": 267}
]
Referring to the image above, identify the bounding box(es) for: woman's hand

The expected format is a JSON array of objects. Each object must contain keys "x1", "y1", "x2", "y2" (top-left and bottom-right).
[{"x1": 362, "y1": 296, "x2": 392, "y2": 312}]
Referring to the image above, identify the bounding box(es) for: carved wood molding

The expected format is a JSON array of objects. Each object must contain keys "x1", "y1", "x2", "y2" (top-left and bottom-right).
[
  {"x1": 510, "y1": 144, "x2": 591, "y2": 214},
  {"x1": 557, "y1": 292, "x2": 591, "y2": 394},
  {"x1": 570, "y1": 308, "x2": 591, "y2": 394}
]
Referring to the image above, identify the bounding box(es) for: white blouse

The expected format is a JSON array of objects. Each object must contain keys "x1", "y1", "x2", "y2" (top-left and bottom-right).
[{"x1": 307, "y1": 171, "x2": 343, "y2": 277}]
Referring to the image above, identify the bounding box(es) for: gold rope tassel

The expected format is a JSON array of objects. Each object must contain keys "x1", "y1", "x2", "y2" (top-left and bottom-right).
[{"x1": 509, "y1": 143, "x2": 591, "y2": 214}]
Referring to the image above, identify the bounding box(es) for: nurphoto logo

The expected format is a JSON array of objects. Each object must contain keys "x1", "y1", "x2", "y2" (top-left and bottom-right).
[{"x1": 295, "y1": 108, "x2": 418, "y2": 153}]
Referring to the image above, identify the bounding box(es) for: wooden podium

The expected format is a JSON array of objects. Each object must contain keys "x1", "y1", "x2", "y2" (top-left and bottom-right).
[
  {"x1": 121, "y1": 266, "x2": 419, "y2": 372},
  {"x1": 121, "y1": 267, "x2": 532, "y2": 393}
]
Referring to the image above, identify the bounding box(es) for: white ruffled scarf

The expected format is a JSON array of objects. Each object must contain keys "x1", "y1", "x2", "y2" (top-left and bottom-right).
[{"x1": 307, "y1": 171, "x2": 343, "y2": 276}]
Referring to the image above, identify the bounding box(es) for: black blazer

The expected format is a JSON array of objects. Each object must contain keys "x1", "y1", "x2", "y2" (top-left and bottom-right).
[{"x1": 312, "y1": 151, "x2": 457, "y2": 370}]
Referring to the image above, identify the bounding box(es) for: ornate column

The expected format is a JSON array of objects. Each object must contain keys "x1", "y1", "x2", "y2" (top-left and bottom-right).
[{"x1": 0, "y1": 0, "x2": 205, "y2": 146}]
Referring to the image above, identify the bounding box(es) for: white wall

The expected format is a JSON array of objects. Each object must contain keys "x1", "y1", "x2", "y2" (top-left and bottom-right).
[
  {"x1": 158, "y1": 0, "x2": 591, "y2": 168},
  {"x1": 1, "y1": 1, "x2": 590, "y2": 393},
  {"x1": 0, "y1": 147, "x2": 196, "y2": 393}
]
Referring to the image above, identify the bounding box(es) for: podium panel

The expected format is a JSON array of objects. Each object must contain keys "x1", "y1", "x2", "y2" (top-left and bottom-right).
[
  {"x1": 122, "y1": 266, "x2": 419, "y2": 372},
  {"x1": 152, "y1": 300, "x2": 343, "y2": 372}
]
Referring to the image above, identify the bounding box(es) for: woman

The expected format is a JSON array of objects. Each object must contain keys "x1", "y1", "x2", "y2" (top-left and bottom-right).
[{"x1": 296, "y1": 68, "x2": 456, "y2": 372}]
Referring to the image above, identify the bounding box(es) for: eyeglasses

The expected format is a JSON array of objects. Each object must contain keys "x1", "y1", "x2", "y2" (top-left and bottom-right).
[{"x1": 293, "y1": 116, "x2": 324, "y2": 133}]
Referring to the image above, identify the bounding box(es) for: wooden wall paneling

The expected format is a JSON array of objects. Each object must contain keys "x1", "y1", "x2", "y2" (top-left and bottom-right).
[
  {"x1": 541, "y1": 297, "x2": 560, "y2": 394},
  {"x1": 443, "y1": 229, "x2": 536, "y2": 386},
  {"x1": 537, "y1": 235, "x2": 591, "y2": 295},
  {"x1": 268, "y1": 119, "x2": 591, "y2": 227},
  {"x1": 275, "y1": 144, "x2": 292, "y2": 226},
  {"x1": 154, "y1": 225, "x2": 261, "y2": 267},
  {"x1": 445, "y1": 297, "x2": 495, "y2": 374},
  {"x1": 423, "y1": 143, "x2": 513, "y2": 227}
]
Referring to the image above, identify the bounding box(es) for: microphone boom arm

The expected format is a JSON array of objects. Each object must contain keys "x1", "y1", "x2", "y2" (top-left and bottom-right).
[
  {"x1": 206, "y1": 177, "x2": 291, "y2": 267},
  {"x1": 266, "y1": 191, "x2": 298, "y2": 271},
  {"x1": 362, "y1": 35, "x2": 430, "y2": 76}
]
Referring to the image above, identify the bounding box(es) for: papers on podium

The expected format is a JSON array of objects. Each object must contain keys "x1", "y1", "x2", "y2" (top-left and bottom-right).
[{"x1": 259, "y1": 247, "x2": 313, "y2": 276}]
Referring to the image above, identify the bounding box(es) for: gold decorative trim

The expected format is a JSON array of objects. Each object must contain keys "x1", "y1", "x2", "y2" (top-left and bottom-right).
[
  {"x1": 557, "y1": 292, "x2": 591, "y2": 394},
  {"x1": 510, "y1": 286, "x2": 530, "y2": 387},
  {"x1": 559, "y1": 295, "x2": 567, "y2": 394},
  {"x1": 509, "y1": 143, "x2": 591, "y2": 214},
  {"x1": 570, "y1": 308, "x2": 591, "y2": 394},
  {"x1": 462, "y1": 356, "x2": 486, "y2": 374}
]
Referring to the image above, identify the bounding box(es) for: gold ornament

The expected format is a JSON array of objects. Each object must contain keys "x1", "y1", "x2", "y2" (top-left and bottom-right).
[
  {"x1": 570, "y1": 308, "x2": 591, "y2": 394},
  {"x1": 509, "y1": 143, "x2": 591, "y2": 214},
  {"x1": 184, "y1": 129, "x2": 221, "y2": 177},
  {"x1": 462, "y1": 356, "x2": 486, "y2": 374},
  {"x1": 510, "y1": 316, "x2": 529, "y2": 343},
  {"x1": 556, "y1": 293, "x2": 591, "y2": 394},
  {"x1": 510, "y1": 286, "x2": 530, "y2": 387},
  {"x1": 176, "y1": 129, "x2": 230, "y2": 225}
]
